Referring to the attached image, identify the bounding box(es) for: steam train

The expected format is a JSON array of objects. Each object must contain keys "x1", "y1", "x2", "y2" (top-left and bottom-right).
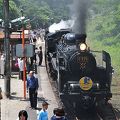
[{"x1": 45, "y1": 29, "x2": 113, "y2": 111}]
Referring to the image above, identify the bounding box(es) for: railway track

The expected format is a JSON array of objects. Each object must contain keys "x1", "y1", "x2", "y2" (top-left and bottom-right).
[
  {"x1": 96, "y1": 102, "x2": 118, "y2": 120},
  {"x1": 72, "y1": 102, "x2": 118, "y2": 120}
]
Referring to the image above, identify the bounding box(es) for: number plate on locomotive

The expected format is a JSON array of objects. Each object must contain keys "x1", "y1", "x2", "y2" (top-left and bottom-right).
[
  {"x1": 77, "y1": 56, "x2": 88, "y2": 69},
  {"x1": 79, "y1": 77, "x2": 93, "y2": 91}
]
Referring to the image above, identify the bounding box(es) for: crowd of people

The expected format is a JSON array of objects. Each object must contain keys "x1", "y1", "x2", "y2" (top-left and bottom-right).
[
  {"x1": 16, "y1": 53, "x2": 68, "y2": 120},
  {"x1": 15, "y1": 30, "x2": 68, "y2": 120},
  {"x1": 20, "y1": 70, "x2": 67, "y2": 120},
  {"x1": 15, "y1": 45, "x2": 43, "y2": 80},
  {"x1": 17, "y1": 106, "x2": 67, "y2": 120}
]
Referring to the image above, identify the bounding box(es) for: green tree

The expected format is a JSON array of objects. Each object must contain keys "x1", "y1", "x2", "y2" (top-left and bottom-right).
[
  {"x1": 88, "y1": 0, "x2": 120, "y2": 76},
  {"x1": 15, "y1": 0, "x2": 72, "y2": 28},
  {"x1": 9, "y1": 0, "x2": 19, "y2": 20},
  {"x1": 0, "y1": 0, "x2": 3, "y2": 19}
]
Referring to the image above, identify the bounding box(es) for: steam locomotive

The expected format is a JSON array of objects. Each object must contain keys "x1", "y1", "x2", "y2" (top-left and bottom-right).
[{"x1": 45, "y1": 29, "x2": 113, "y2": 111}]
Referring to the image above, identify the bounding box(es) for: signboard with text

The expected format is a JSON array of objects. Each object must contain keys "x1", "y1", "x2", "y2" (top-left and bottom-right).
[{"x1": 16, "y1": 44, "x2": 34, "y2": 57}]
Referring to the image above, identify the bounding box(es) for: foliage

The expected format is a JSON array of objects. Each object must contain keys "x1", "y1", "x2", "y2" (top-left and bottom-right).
[
  {"x1": 88, "y1": 0, "x2": 120, "y2": 78},
  {"x1": 9, "y1": 0, "x2": 20, "y2": 20},
  {"x1": 0, "y1": 0, "x2": 19, "y2": 20},
  {"x1": 0, "y1": 0, "x2": 120, "y2": 78},
  {"x1": 0, "y1": 0, "x2": 71, "y2": 28},
  {"x1": 12, "y1": 0, "x2": 71, "y2": 28},
  {"x1": 0, "y1": 0, "x2": 3, "y2": 19}
]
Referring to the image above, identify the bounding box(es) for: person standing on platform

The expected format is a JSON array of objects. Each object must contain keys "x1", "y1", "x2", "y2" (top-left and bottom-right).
[
  {"x1": 27, "y1": 71, "x2": 39, "y2": 109},
  {"x1": 17, "y1": 57, "x2": 21, "y2": 79},
  {"x1": 38, "y1": 46, "x2": 43, "y2": 66},
  {"x1": 0, "y1": 53, "x2": 5, "y2": 78},
  {"x1": 37, "y1": 101, "x2": 49, "y2": 120},
  {"x1": 18, "y1": 58, "x2": 24, "y2": 80}
]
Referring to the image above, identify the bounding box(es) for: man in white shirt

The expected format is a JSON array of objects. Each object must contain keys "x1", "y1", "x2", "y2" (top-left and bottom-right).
[{"x1": 18, "y1": 58, "x2": 24, "y2": 80}]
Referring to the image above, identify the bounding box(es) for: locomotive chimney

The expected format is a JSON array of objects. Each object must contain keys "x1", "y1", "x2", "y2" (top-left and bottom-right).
[{"x1": 72, "y1": 0, "x2": 90, "y2": 34}]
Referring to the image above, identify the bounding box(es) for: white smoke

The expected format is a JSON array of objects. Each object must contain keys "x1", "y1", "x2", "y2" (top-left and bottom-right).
[{"x1": 49, "y1": 19, "x2": 74, "y2": 33}]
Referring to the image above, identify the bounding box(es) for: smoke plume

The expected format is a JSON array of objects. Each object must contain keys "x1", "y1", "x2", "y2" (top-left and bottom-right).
[
  {"x1": 72, "y1": 0, "x2": 91, "y2": 34},
  {"x1": 49, "y1": 20, "x2": 74, "y2": 33}
]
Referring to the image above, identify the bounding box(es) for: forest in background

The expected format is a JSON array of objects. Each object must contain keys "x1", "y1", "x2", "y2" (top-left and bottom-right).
[
  {"x1": 87, "y1": 0, "x2": 120, "y2": 80},
  {"x1": 0, "y1": 0, "x2": 120, "y2": 80},
  {"x1": 0, "y1": 0, "x2": 72, "y2": 28}
]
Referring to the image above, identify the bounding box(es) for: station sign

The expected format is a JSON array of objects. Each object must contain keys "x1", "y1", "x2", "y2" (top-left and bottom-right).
[{"x1": 16, "y1": 44, "x2": 34, "y2": 57}]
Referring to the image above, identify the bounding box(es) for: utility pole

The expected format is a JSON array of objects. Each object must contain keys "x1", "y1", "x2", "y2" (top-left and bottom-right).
[
  {"x1": 3, "y1": 0, "x2": 11, "y2": 98},
  {"x1": 21, "y1": 9, "x2": 26, "y2": 99}
]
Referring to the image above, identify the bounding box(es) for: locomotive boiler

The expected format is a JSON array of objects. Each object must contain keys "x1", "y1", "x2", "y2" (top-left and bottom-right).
[{"x1": 45, "y1": 29, "x2": 113, "y2": 111}]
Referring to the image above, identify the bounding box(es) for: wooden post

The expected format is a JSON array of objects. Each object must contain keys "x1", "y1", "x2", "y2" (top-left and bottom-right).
[
  {"x1": 21, "y1": 9, "x2": 26, "y2": 99},
  {"x1": 3, "y1": 0, "x2": 11, "y2": 98},
  {"x1": 22, "y1": 27, "x2": 26, "y2": 99}
]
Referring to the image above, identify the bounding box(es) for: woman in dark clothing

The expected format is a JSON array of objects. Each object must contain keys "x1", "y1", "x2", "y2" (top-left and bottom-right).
[{"x1": 38, "y1": 46, "x2": 43, "y2": 66}]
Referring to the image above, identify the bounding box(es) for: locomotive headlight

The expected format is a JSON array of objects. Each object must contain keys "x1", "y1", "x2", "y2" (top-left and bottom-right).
[{"x1": 79, "y1": 43, "x2": 87, "y2": 51}]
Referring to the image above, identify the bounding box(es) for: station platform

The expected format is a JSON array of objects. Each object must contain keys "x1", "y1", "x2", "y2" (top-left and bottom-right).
[{"x1": 0, "y1": 64, "x2": 59, "y2": 120}]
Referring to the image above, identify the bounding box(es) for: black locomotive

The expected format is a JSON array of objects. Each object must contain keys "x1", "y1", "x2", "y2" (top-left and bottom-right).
[{"x1": 45, "y1": 29, "x2": 113, "y2": 112}]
